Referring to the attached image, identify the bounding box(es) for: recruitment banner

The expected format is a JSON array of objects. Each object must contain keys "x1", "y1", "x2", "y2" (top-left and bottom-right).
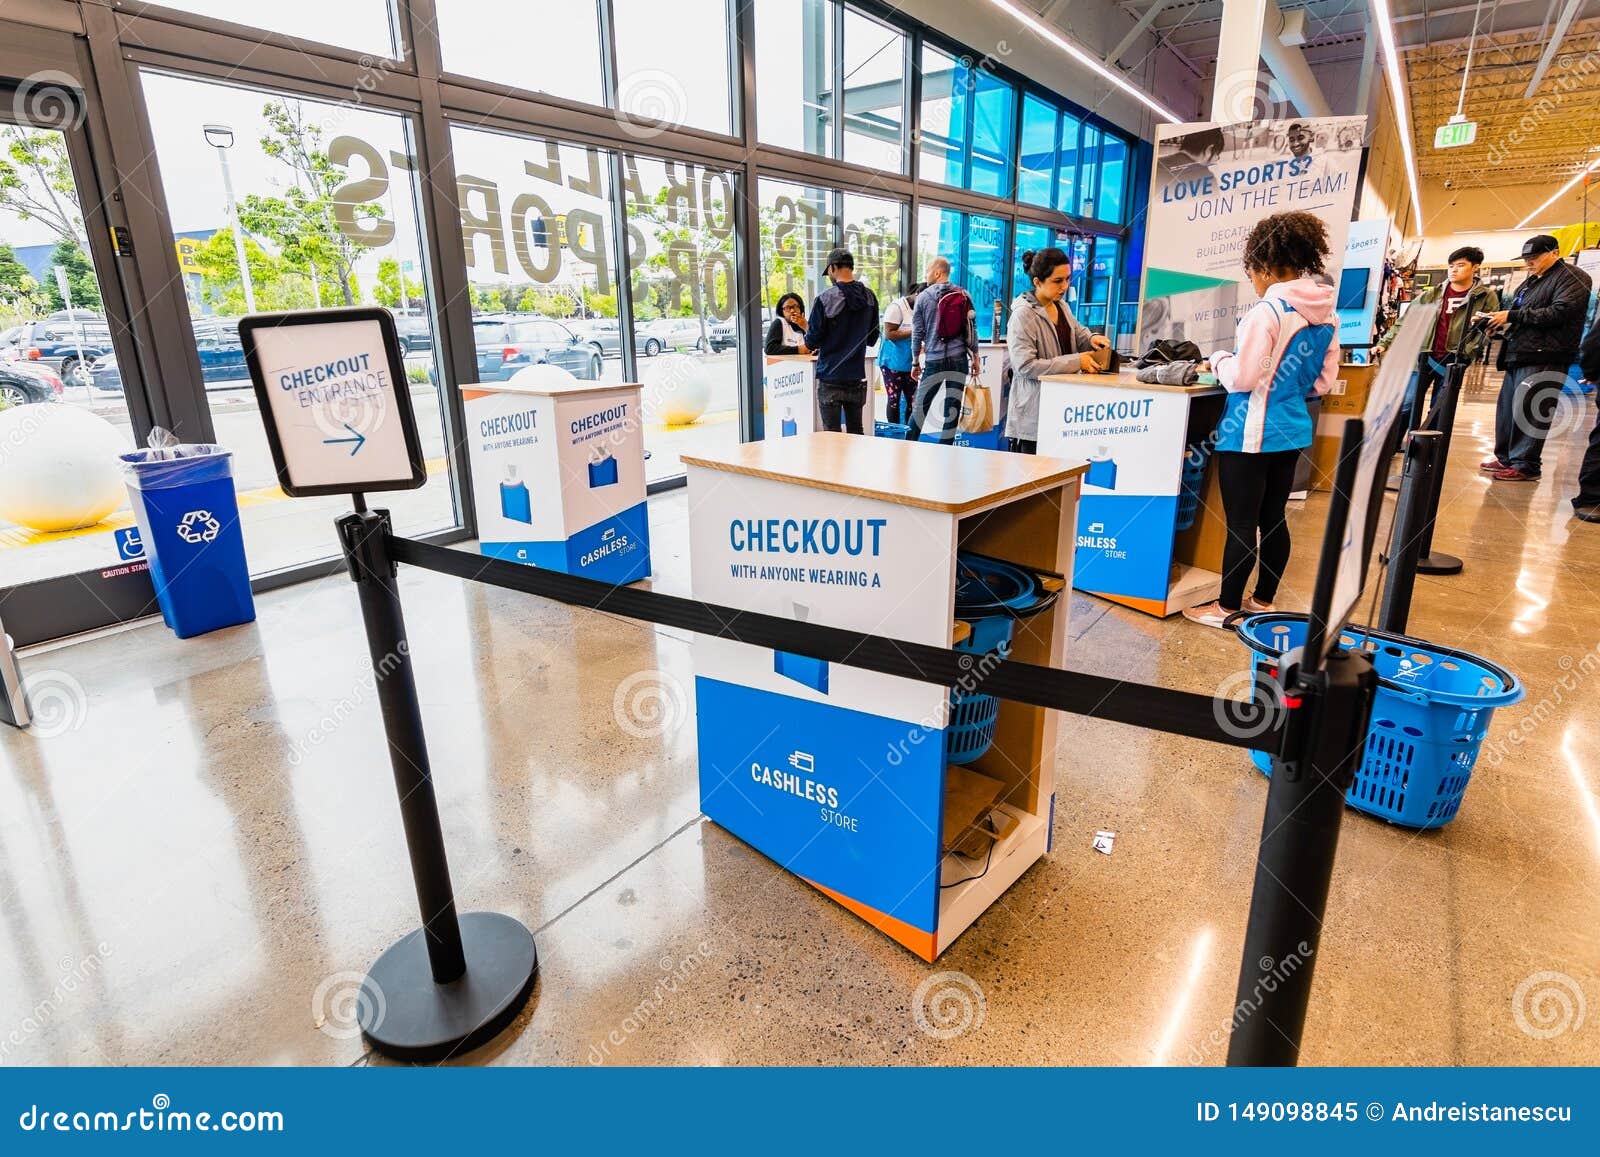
[{"x1": 1139, "y1": 116, "x2": 1367, "y2": 353}]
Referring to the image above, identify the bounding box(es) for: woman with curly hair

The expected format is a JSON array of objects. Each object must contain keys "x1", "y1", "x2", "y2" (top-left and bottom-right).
[{"x1": 1182, "y1": 210, "x2": 1341, "y2": 629}]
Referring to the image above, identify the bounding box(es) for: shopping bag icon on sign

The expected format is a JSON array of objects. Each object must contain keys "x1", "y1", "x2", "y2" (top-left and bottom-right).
[
  {"x1": 773, "y1": 600, "x2": 828, "y2": 693},
  {"x1": 1086, "y1": 445, "x2": 1118, "y2": 490},
  {"x1": 588, "y1": 449, "x2": 619, "y2": 488}
]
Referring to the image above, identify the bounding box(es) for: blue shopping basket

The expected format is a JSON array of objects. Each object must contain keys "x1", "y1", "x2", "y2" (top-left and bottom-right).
[
  {"x1": 947, "y1": 553, "x2": 1063, "y2": 765},
  {"x1": 1236, "y1": 614, "x2": 1524, "y2": 829},
  {"x1": 1175, "y1": 444, "x2": 1210, "y2": 532}
]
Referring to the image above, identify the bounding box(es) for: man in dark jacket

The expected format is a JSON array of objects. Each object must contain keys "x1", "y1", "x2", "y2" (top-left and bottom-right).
[
  {"x1": 1482, "y1": 234, "x2": 1593, "y2": 481},
  {"x1": 804, "y1": 247, "x2": 880, "y2": 434},
  {"x1": 1572, "y1": 313, "x2": 1600, "y2": 521}
]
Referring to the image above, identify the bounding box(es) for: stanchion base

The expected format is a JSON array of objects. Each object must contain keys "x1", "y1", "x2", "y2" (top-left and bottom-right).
[
  {"x1": 1417, "y1": 552, "x2": 1463, "y2": 576},
  {"x1": 359, "y1": 911, "x2": 537, "y2": 1062}
]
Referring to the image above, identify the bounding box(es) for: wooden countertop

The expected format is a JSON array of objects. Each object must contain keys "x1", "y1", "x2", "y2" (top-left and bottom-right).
[
  {"x1": 682, "y1": 432, "x2": 1087, "y2": 514},
  {"x1": 461, "y1": 378, "x2": 640, "y2": 398},
  {"x1": 1042, "y1": 368, "x2": 1224, "y2": 396}
]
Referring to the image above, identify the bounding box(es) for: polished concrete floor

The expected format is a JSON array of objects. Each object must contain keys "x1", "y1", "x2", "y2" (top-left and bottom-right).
[{"x1": 2, "y1": 393, "x2": 1597, "y2": 1066}]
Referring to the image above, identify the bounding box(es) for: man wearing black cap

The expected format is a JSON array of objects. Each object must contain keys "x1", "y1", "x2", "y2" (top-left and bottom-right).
[
  {"x1": 804, "y1": 247, "x2": 879, "y2": 435},
  {"x1": 1481, "y1": 234, "x2": 1592, "y2": 482}
]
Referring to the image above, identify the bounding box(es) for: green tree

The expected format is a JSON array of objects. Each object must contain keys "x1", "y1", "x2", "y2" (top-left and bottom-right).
[
  {"x1": 630, "y1": 182, "x2": 736, "y2": 347},
  {"x1": 191, "y1": 228, "x2": 315, "y2": 314},
  {"x1": 372, "y1": 257, "x2": 424, "y2": 309},
  {"x1": 0, "y1": 128, "x2": 87, "y2": 249},
  {"x1": 237, "y1": 99, "x2": 381, "y2": 307},
  {"x1": 0, "y1": 243, "x2": 47, "y2": 321},
  {"x1": 43, "y1": 238, "x2": 100, "y2": 312},
  {"x1": 585, "y1": 291, "x2": 617, "y2": 318}
]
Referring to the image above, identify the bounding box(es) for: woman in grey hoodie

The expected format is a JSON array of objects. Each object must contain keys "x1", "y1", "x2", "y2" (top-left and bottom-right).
[{"x1": 1004, "y1": 247, "x2": 1110, "y2": 453}]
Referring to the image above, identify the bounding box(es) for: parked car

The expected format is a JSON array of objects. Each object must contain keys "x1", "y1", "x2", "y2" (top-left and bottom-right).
[
  {"x1": 393, "y1": 311, "x2": 433, "y2": 353},
  {"x1": 0, "y1": 361, "x2": 66, "y2": 407},
  {"x1": 6, "y1": 318, "x2": 114, "y2": 386},
  {"x1": 90, "y1": 316, "x2": 250, "y2": 392},
  {"x1": 640, "y1": 317, "x2": 707, "y2": 352},
  {"x1": 472, "y1": 316, "x2": 602, "y2": 381},
  {"x1": 708, "y1": 319, "x2": 737, "y2": 352},
  {"x1": 569, "y1": 318, "x2": 663, "y2": 359},
  {"x1": 0, "y1": 325, "x2": 24, "y2": 360}
]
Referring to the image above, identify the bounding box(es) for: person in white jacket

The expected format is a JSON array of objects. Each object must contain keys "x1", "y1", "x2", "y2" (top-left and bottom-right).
[
  {"x1": 1004, "y1": 247, "x2": 1110, "y2": 453},
  {"x1": 1182, "y1": 210, "x2": 1341, "y2": 629}
]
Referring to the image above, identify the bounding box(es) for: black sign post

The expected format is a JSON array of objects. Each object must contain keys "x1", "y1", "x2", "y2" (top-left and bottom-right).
[{"x1": 244, "y1": 308, "x2": 536, "y2": 1062}]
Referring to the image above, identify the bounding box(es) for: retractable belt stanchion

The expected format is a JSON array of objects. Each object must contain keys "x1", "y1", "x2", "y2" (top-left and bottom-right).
[
  {"x1": 1414, "y1": 367, "x2": 1466, "y2": 575},
  {"x1": 1226, "y1": 419, "x2": 1381, "y2": 1067},
  {"x1": 1377, "y1": 429, "x2": 1442, "y2": 635},
  {"x1": 337, "y1": 504, "x2": 537, "y2": 1061}
]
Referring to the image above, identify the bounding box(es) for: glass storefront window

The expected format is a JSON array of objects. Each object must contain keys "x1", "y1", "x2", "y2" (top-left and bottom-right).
[
  {"x1": 1097, "y1": 134, "x2": 1128, "y2": 223},
  {"x1": 612, "y1": 0, "x2": 734, "y2": 135},
  {"x1": 1018, "y1": 95, "x2": 1055, "y2": 207},
  {"x1": 1056, "y1": 114, "x2": 1081, "y2": 217},
  {"x1": 437, "y1": 1, "x2": 605, "y2": 106},
  {"x1": 756, "y1": 0, "x2": 835, "y2": 157},
  {"x1": 759, "y1": 178, "x2": 834, "y2": 314},
  {"x1": 966, "y1": 214, "x2": 1006, "y2": 340},
  {"x1": 448, "y1": 125, "x2": 624, "y2": 386},
  {"x1": 840, "y1": 192, "x2": 903, "y2": 310},
  {"x1": 1012, "y1": 221, "x2": 1054, "y2": 303},
  {"x1": 139, "y1": 71, "x2": 455, "y2": 575},
  {"x1": 139, "y1": 0, "x2": 397, "y2": 56},
  {"x1": 841, "y1": 8, "x2": 906, "y2": 171},
  {"x1": 918, "y1": 44, "x2": 1014, "y2": 194},
  {"x1": 622, "y1": 155, "x2": 742, "y2": 479},
  {"x1": 970, "y1": 73, "x2": 1015, "y2": 198},
  {"x1": 1078, "y1": 124, "x2": 1102, "y2": 219}
]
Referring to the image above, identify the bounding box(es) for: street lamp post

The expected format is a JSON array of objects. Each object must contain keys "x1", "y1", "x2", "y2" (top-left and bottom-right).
[{"x1": 203, "y1": 123, "x2": 257, "y2": 314}]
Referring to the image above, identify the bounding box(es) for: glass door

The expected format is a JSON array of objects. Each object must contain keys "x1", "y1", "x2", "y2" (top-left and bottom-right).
[{"x1": 0, "y1": 90, "x2": 158, "y2": 644}]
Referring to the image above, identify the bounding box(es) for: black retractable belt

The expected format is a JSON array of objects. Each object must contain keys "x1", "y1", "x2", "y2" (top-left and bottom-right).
[{"x1": 388, "y1": 534, "x2": 1282, "y2": 753}]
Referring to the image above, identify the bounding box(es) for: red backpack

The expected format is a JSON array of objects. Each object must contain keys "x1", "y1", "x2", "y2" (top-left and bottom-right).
[{"x1": 935, "y1": 287, "x2": 971, "y2": 341}]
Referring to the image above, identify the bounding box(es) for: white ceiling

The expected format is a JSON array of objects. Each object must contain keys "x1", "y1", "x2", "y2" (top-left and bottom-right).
[{"x1": 1084, "y1": 0, "x2": 1600, "y2": 191}]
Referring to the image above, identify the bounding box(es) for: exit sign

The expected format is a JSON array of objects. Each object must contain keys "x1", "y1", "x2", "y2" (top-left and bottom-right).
[{"x1": 1435, "y1": 120, "x2": 1477, "y2": 149}]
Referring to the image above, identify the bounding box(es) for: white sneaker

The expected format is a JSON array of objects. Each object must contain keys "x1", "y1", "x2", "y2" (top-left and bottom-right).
[{"x1": 1182, "y1": 601, "x2": 1235, "y2": 629}]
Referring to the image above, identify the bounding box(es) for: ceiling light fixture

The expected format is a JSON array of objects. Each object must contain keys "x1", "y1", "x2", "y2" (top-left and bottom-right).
[
  {"x1": 1369, "y1": 0, "x2": 1424, "y2": 224},
  {"x1": 981, "y1": 0, "x2": 1184, "y2": 123},
  {"x1": 1517, "y1": 159, "x2": 1600, "y2": 228}
]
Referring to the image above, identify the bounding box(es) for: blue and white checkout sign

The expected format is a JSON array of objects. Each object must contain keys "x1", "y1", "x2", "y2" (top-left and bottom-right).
[
  {"x1": 761, "y1": 353, "x2": 874, "y2": 439},
  {"x1": 461, "y1": 377, "x2": 650, "y2": 585},
  {"x1": 240, "y1": 308, "x2": 427, "y2": 498},
  {"x1": 685, "y1": 436, "x2": 1081, "y2": 960},
  {"x1": 1039, "y1": 371, "x2": 1226, "y2": 617}
]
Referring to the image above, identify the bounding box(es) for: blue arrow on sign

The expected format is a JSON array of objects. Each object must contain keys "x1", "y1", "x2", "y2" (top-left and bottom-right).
[{"x1": 324, "y1": 422, "x2": 367, "y2": 456}]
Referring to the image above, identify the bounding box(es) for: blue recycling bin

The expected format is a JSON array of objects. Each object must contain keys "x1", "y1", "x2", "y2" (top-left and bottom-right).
[{"x1": 120, "y1": 445, "x2": 255, "y2": 639}]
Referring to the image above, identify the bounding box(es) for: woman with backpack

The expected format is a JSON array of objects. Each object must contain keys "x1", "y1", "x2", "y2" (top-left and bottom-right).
[
  {"x1": 1181, "y1": 210, "x2": 1340, "y2": 629},
  {"x1": 908, "y1": 256, "x2": 980, "y2": 444},
  {"x1": 1005, "y1": 247, "x2": 1110, "y2": 454}
]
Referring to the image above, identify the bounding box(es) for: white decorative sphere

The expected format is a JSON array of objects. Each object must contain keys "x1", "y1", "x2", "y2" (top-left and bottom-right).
[
  {"x1": 641, "y1": 354, "x2": 710, "y2": 426},
  {"x1": 0, "y1": 404, "x2": 128, "y2": 532},
  {"x1": 508, "y1": 363, "x2": 579, "y2": 390}
]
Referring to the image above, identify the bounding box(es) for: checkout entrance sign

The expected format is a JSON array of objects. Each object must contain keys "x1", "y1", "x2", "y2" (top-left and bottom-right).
[{"x1": 240, "y1": 307, "x2": 426, "y2": 497}]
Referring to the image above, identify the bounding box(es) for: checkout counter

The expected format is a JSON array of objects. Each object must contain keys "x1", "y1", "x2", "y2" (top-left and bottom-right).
[
  {"x1": 762, "y1": 353, "x2": 874, "y2": 438},
  {"x1": 1038, "y1": 369, "x2": 1228, "y2": 617},
  {"x1": 683, "y1": 433, "x2": 1084, "y2": 960}
]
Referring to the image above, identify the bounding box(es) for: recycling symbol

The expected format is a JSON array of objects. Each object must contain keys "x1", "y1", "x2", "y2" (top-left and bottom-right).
[{"x1": 176, "y1": 509, "x2": 221, "y2": 545}]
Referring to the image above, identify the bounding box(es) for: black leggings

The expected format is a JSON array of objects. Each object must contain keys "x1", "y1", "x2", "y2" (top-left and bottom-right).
[{"x1": 1216, "y1": 448, "x2": 1300, "y2": 611}]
